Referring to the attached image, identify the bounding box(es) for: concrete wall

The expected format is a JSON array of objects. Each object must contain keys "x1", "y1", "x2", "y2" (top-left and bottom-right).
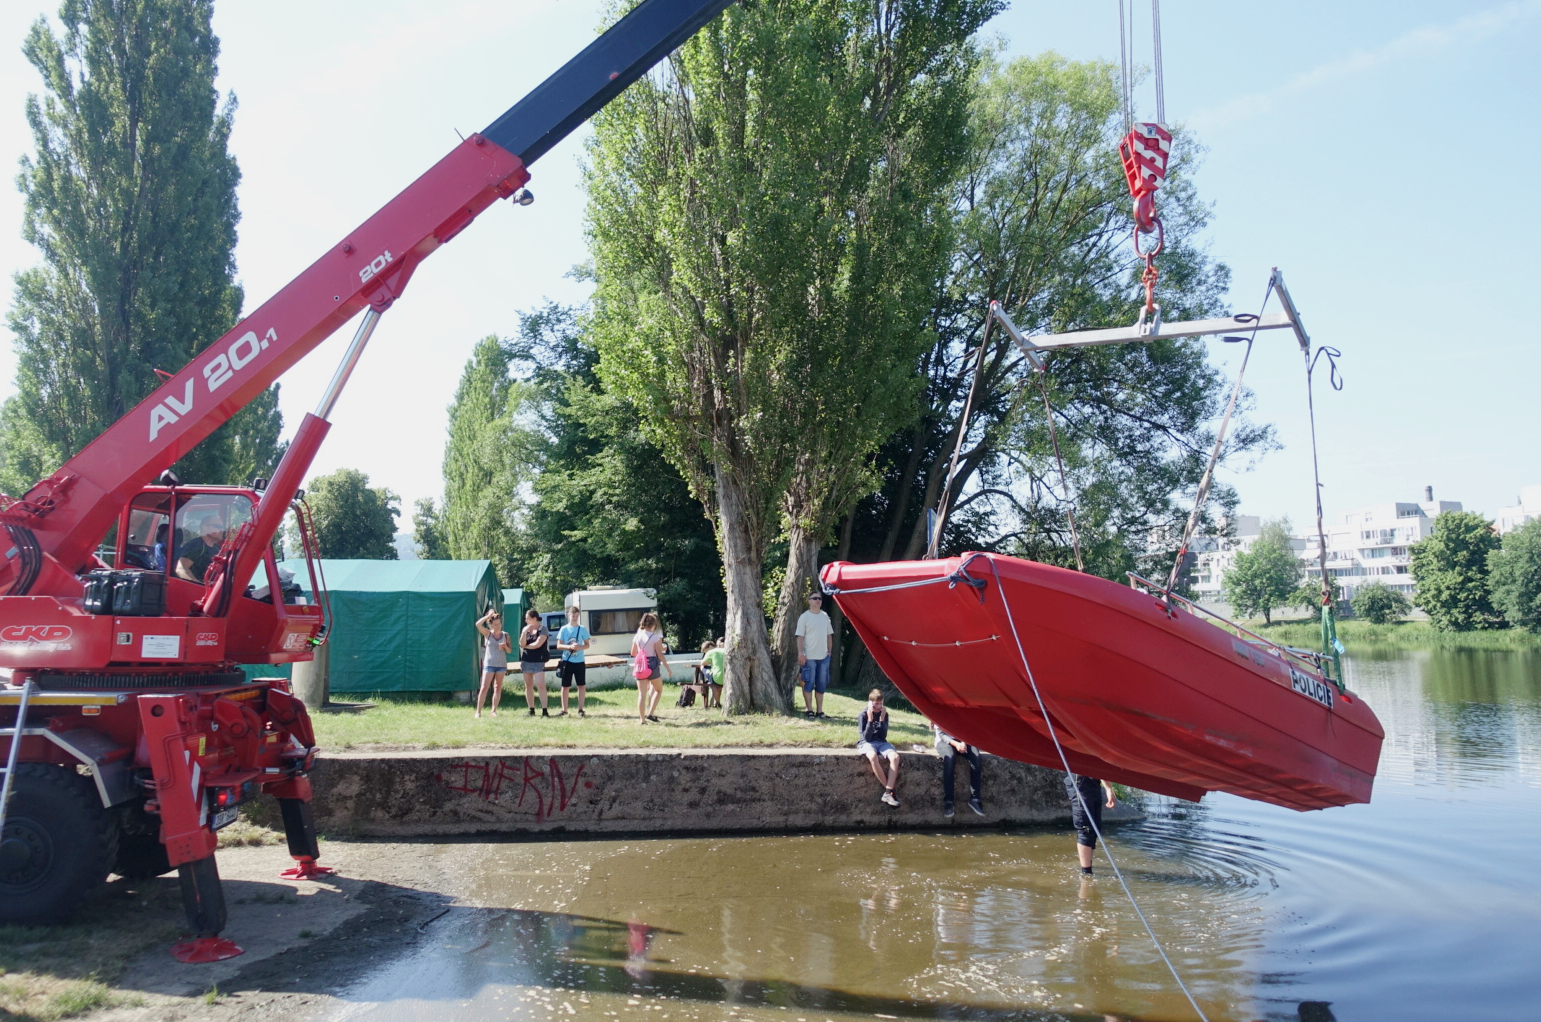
[{"x1": 308, "y1": 748, "x2": 1136, "y2": 837}]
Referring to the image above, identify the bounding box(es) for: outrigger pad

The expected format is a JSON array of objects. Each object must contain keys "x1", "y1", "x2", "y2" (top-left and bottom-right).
[
  {"x1": 279, "y1": 858, "x2": 336, "y2": 881},
  {"x1": 169, "y1": 937, "x2": 244, "y2": 964}
]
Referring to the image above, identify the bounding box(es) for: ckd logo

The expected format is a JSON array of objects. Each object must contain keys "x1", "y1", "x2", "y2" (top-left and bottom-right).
[
  {"x1": 148, "y1": 326, "x2": 278, "y2": 441},
  {"x1": 1, "y1": 624, "x2": 73, "y2": 643}
]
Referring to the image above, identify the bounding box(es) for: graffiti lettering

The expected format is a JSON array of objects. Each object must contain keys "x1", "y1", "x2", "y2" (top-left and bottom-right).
[{"x1": 436, "y1": 757, "x2": 588, "y2": 822}]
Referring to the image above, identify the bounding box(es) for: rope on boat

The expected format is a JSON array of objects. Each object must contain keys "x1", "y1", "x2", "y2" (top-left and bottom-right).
[{"x1": 828, "y1": 552, "x2": 1211, "y2": 1022}]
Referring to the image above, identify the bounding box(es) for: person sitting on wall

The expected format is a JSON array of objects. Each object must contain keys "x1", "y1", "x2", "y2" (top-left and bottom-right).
[
  {"x1": 857, "y1": 688, "x2": 901, "y2": 808},
  {"x1": 932, "y1": 721, "x2": 983, "y2": 819},
  {"x1": 175, "y1": 516, "x2": 225, "y2": 583}
]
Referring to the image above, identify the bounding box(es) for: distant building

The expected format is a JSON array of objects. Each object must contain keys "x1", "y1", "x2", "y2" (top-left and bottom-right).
[
  {"x1": 1496, "y1": 486, "x2": 1541, "y2": 535},
  {"x1": 1305, "y1": 486, "x2": 1460, "y2": 599}
]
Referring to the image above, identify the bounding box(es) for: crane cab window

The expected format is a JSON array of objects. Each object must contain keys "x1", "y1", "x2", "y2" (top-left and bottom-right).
[
  {"x1": 122, "y1": 494, "x2": 172, "y2": 571},
  {"x1": 172, "y1": 495, "x2": 253, "y2": 584}
]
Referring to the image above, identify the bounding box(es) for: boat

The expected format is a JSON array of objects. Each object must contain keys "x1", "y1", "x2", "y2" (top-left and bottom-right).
[{"x1": 820, "y1": 552, "x2": 1384, "y2": 811}]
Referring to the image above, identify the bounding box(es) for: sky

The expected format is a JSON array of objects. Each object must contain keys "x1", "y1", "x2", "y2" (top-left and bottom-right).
[{"x1": 0, "y1": 0, "x2": 1536, "y2": 537}]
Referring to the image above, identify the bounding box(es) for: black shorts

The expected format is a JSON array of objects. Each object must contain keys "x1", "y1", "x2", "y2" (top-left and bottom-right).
[
  {"x1": 558, "y1": 660, "x2": 586, "y2": 688},
  {"x1": 1065, "y1": 774, "x2": 1104, "y2": 848}
]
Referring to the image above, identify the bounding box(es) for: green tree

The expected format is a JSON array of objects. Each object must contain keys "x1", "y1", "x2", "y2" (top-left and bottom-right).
[
  {"x1": 440, "y1": 336, "x2": 542, "y2": 586},
  {"x1": 1351, "y1": 581, "x2": 1410, "y2": 625},
  {"x1": 1487, "y1": 518, "x2": 1541, "y2": 633},
  {"x1": 411, "y1": 497, "x2": 448, "y2": 560},
  {"x1": 586, "y1": 0, "x2": 999, "y2": 712},
  {"x1": 1222, "y1": 519, "x2": 1301, "y2": 624},
  {"x1": 302, "y1": 468, "x2": 399, "y2": 559},
  {"x1": 0, "y1": 0, "x2": 283, "y2": 495},
  {"x1": 510, "y1": 305, "x2": 725, "y2": 651},
  {"x1": 1409, "y1": 511, "x2": 1502, "y2": 631}
]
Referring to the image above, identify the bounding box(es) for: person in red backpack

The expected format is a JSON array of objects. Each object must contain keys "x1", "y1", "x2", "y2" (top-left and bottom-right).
[{"x1": 631, "y1": 612, "x2": 672, "y2": 723}]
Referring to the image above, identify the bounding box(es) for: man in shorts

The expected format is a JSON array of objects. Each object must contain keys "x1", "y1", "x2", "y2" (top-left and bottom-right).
[
  {"x1": 795, "y1": 592, "x2": 834, "y2": 718},
  {"x1": 1065, "y1": 773, "x2": 1117, "y2": 875},
  {"x1": 556, "y1": 605, "x2": 591, "y2": 717}
]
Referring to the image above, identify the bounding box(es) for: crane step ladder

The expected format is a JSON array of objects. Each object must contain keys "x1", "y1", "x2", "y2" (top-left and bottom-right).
[{"x1": 0, "y1": 680, "x2": 36, "y2": 833}]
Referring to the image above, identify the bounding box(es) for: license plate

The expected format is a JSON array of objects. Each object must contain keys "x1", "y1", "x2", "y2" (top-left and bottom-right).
[{"x1": 211, "y1": 805, "x2": 241, "y2": 830}]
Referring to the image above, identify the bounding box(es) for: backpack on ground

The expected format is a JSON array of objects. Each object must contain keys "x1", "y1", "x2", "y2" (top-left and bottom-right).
[{"x1": 676, "y1": 685, "x2": 696, "y2": 708}]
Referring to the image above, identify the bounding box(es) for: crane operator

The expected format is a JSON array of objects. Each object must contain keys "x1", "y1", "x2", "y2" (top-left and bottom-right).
[{"x1": 175, "y1": 517, "x2": 225, "y2": 583}]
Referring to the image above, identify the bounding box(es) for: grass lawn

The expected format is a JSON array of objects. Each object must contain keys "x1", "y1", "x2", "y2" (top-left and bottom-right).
[
  {"x1": 1245, "y1": 618, "x2": 1541, "y2": 652},
  {"x1": 311, "y1": 688, "x2": 933, "y2": 753}
]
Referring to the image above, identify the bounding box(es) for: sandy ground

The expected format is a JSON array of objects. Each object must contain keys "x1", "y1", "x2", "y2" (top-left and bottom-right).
[{"x1": 86, "y1": 838, "x2": 471, "y2": 1022}]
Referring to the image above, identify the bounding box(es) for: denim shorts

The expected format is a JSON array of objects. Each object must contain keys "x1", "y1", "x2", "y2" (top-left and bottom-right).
[
  {"x1": 483, "y1": 664, "x2": 506, "y2": 674},
  {"x1": 799, "y1": 656, "x2": 831, "y2": 692},
  {"x1": 857, "y1": 740, "x2": 895, "y2": 758}
]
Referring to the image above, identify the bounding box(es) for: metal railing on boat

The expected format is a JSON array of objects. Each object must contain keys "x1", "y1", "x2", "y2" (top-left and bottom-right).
[{"x1": 1125, "y1": 571, "x2": 1336, "y2": 679}]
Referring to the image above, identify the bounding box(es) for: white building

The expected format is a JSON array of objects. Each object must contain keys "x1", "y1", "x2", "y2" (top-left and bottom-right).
[
  {"x1": 1191, "y1": 488, "x2": 1466, "y2": 603},
  {"x1": 1304, "y1": 487, "x2": 1460, "y2": 599},
  {"x1": 1496, "y1": 486, "x2": 1541, "y2": 535}
]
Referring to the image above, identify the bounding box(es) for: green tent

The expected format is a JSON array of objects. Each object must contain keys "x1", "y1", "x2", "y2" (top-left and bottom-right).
[
  {"x1": 279, "y1": 559, "x2": 503, "y2": 694},
  {"x1": 502, "y1": 588, "x2": 533, "y2": 627}
]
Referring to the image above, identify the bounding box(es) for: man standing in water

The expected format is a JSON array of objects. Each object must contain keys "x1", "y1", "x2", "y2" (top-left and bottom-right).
[
  {"x1": 795, "y1": 592, "x2": 834, "y2": 718},
  {"x1": 1066, "y1": 773, "x2": 1117, "y2": 875}
]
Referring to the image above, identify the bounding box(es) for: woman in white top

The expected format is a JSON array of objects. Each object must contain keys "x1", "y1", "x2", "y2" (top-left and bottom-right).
[{"x1": 631, "y1": 611, "x2": 672, "y2": 723}]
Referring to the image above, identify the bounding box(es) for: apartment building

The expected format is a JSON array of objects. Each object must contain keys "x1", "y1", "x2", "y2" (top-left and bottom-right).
[{"x1": 1496, "y1": 486, "x2": 1541, "y2": 535}]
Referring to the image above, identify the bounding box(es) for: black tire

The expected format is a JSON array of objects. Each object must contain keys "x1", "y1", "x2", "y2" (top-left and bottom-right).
[
  {"x1": 112, "y1": 805, "x2": 172, "y2": 880},
  {"x1": 0, "y1": 764, "x2": 119, "y2": 924}
]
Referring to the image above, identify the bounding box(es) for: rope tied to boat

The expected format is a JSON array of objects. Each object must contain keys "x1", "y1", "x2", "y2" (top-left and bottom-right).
[{"x1": 821, "y1": 553, "x2": 990, "y2": 604}]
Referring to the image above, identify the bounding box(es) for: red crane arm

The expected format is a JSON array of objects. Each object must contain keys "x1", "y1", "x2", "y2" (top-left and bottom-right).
[{"x1": 8, "y1": 137, "x2": 527, "y2": 580}]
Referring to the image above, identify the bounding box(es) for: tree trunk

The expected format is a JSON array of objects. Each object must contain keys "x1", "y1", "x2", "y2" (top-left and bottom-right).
[
  {"x1": 771, "y1": 521, "x2": 821, "y2": 692},
  {"x1": 717, "y1": 465, "x2": 787, "y2": 715},
  {"x1": 829, "y1": 509, "x2": 854, "y2": 682}
]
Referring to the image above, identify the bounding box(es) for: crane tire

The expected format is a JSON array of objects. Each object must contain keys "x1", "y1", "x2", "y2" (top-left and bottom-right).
[{"x1": 0, "y1": 764, "x2": 119, "y2": 924}]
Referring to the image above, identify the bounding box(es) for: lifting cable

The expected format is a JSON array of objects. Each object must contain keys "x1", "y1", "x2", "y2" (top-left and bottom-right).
[
  {"x1": 824, "y1": 553, "x2": 1212, "y2": 1022},
  {"x1": 1161, "y1": 280, "x2": 1275, "y2": 597},
  {"x1": 1035, "y1": 371, "x2": 1085, "y2": 572},
  {"x1": 1117, "y1": 0, "x2": 1173, "y2": 320}
]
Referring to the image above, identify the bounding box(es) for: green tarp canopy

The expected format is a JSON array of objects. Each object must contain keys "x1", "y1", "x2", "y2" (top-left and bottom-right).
[{"x1": 279, "y1": 559, "x2": 503, "y2": 694}]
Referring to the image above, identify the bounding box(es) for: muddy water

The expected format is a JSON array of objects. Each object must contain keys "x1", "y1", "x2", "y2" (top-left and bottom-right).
[{"x1": 320, "y1": 650, "x2": 1541, "y2": 1022}]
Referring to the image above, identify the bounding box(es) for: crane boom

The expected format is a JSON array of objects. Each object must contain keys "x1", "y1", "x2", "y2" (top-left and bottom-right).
[{"x1": 0, "y1": 0, "x2": 735, "y2": 589}]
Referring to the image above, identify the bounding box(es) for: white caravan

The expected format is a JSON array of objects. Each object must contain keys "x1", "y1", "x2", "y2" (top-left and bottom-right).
[{"x1": 556, "y1": 586, "x2": 659, "y2": 658}]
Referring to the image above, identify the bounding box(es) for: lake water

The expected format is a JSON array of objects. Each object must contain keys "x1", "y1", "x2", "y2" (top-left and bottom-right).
[{"x1": 321, "y1": 649, "x2": 1541, "y2": 1022}]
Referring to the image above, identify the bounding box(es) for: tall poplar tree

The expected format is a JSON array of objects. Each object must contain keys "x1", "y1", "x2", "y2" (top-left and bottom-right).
[
  {"x1": 0, "y1": 0, "x2": 283, "y2": 496},
  {"x1": 586, "y1": 0, "x2": 999, "y2": 713},
  {"x1": 438, "y1": 336, "x2": 542, "y2": 586}
]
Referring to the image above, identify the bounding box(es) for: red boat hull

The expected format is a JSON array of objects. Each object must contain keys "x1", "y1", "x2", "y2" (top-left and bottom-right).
[{"x1": 821, "y1": 554, "x2": 1384, "y2": 811}]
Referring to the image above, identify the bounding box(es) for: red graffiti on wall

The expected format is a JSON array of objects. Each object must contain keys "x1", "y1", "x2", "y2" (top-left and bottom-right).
[{"x1": 436, "y1": 757, "x2": 589, "y2": 821}]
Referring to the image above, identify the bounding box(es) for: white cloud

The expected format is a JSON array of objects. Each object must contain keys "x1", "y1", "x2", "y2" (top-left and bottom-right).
[{"x1": 1189, "y1": 0, "x2": 1541, "y2": 131}]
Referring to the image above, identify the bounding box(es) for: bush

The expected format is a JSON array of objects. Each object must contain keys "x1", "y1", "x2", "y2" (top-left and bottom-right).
[
  {"x1": 1409, "y1": 511, "x2": 1502, "y2": 631},
  {"x1": 1352, "y1": 582, "x2": 1411, "y2": 624}
]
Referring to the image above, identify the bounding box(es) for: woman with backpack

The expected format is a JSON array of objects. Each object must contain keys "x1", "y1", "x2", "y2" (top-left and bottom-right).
[{"x1": 631, "y1": 612, "x2": 672, "y2": 723}]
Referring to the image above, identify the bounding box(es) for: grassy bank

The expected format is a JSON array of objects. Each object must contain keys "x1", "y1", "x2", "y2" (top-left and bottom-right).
[
  {"x1": 311, "y1": 689, "x2": 932, "y2": 753},
  {"x1": 1246, "y1": 618, "x2": 1541, "y2": 652}
]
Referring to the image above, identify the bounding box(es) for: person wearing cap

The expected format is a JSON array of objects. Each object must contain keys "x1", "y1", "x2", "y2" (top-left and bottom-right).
[{"x1": 795, "y1": 591, "x2": 834, "y2": 718}]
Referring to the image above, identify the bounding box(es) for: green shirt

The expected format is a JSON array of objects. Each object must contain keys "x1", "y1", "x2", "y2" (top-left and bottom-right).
[{"x1": 706, "y1": 648, "x2": 726, "y2": 678}]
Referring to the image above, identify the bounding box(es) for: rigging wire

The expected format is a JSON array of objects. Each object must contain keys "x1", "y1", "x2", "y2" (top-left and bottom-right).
[
  {"x1": 926, "y1": 318, "x2": 995, "y2": 560},
  {"x1": 1117, "y1": 0, "x2": 1133, "y2": 133},
  {"x1": 1162, "y1": 280, "x2": 1275, "y2": 596},
  {"x1": 1151, "y1": 0, "x2": 1166, "y2": 124},
  {"x1": 1034, "y1": 371, "x2": 1085, "y2": 572}
]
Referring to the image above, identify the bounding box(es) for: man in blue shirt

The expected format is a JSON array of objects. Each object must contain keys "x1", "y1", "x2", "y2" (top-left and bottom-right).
[{"x1": 556, "y1": 605, "x2": 592, "y2": 717}]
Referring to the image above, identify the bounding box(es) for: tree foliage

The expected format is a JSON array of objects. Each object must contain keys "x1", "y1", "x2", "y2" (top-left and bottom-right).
[
  {"x1": 1409, "y1": 511, "x2": 1502, "y2": 631},
  {"x1": 1287, "y1": 573, "x2": 1342, "y2": 622},
  {"x1": 411, "y1": 497, "x2": 448, "y2": 560},
  {"x1": 510, "y1": 306, "x2": 724, "y2": 650},
  {"x1": 302, "y1": 468, "x2": 399, "y2": 560},
  {"x1": 1487, "y1": 518, "x2": 1541, "y2": 633},
  {"x1": 439, "y1": 336, "x2": 541, "y2": 586},
  {"x1": 585, "y1": 0, "x2": 998, "y2": 711},
  {"x1": 1222, "y1": 519, "x2": 1300, "y2": 624},
  {"x1": 1351, "y1": 581, "x2": 1410, "y2": 625},
  {"x1": 0, "y1": 0, "x2": 283, "y2": 494}
]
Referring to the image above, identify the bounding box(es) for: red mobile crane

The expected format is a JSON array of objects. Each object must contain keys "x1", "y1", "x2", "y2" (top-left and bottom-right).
[{"x1": 0, "y1": 0, "x2": 735, "y2": 960}]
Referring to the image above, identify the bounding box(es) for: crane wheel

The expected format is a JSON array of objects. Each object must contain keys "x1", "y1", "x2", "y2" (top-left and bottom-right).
[{"x1": 0, "y1": 764, "x2": 119, "y2": 924}]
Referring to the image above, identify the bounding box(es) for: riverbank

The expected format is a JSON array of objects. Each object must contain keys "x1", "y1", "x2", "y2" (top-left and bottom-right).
[
  {"x1": 309, "y1": 690, "x2": 930, "y2": 752},
  {"x1": 1248, "y1": 618, "x2": 1541, "y2": 652}
]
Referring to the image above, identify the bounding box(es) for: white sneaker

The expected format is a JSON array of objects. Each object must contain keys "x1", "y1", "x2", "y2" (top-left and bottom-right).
[{"x1": 881, "y1": 790, "x2": 899, "y2": 807}]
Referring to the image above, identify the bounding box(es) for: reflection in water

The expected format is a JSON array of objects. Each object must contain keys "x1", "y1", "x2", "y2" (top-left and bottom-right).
[{"x1": 325, "y1": 650, "x2": 1541, "y2": 1022}]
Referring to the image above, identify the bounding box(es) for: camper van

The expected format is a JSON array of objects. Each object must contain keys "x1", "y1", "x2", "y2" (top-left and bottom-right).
[{"x1": 550, "y1": 586, "x2": 658, "y2": 658}]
